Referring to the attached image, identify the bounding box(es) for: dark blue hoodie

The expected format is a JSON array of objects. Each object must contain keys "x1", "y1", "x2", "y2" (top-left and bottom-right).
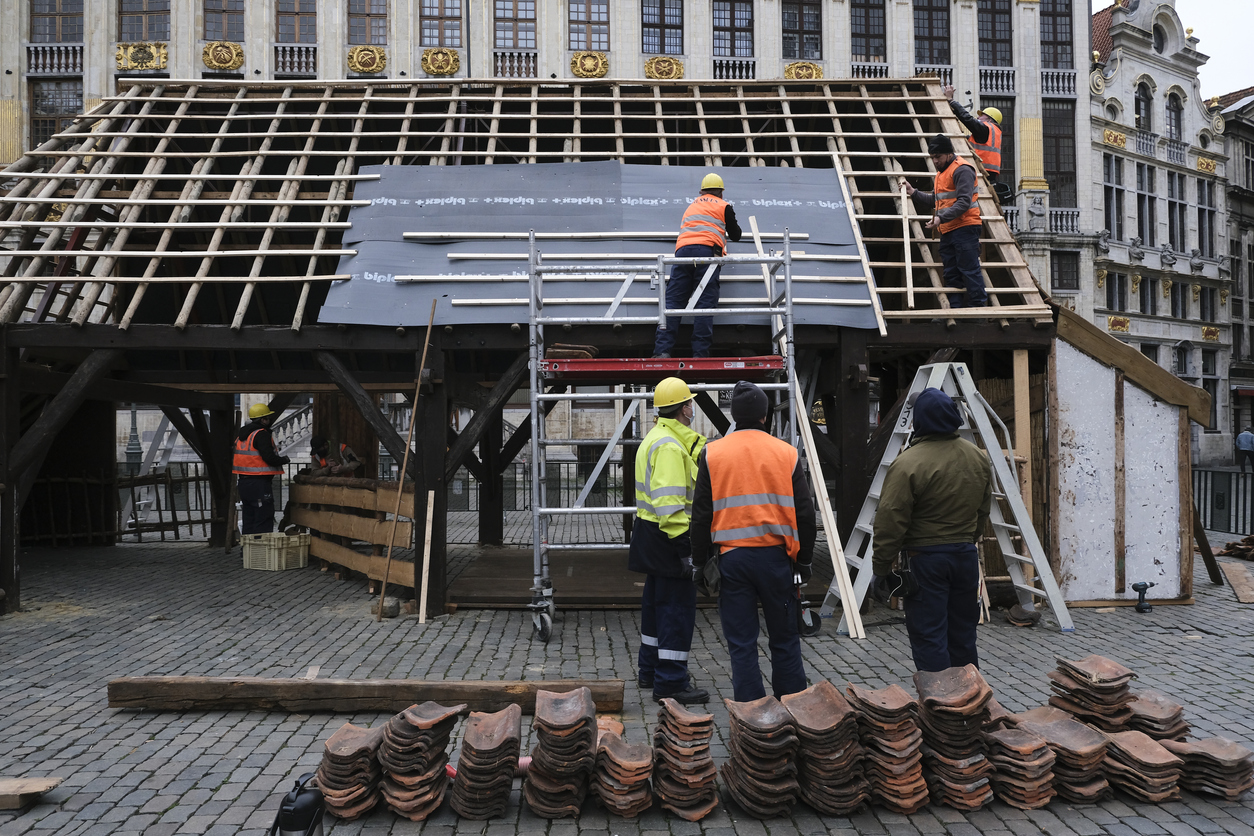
[{"x1": 912, "y1": 388, "x2": 962, "y2": 436}]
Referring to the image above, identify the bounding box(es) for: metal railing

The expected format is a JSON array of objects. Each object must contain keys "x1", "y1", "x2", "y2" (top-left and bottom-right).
[
  {"x1": 1166, "y1": 138, "x2": 1188, "y2": 165},
  {"x1": 1041, "y1": 69, "x2": 1076, "y2": 96},
  {"x1": 915, "y1": 64, "x2": 953, "y2": 86},
  {"x1": 447, "y1": 461, "x2": 630, "y2": 515},
  {"x1": 852, "y1": 61, "x2": 890, "y2": 79},
  {"x1": 979, "y1": 66, "x2": 1016, "y2": 95},
  {"x1": 714, "y1": 58, "x2": 756, "y2": 80},
  {"x1": 1194, "y1": 469, "x2": 1254, "y2": 535},
  {"x1": 494, "y1": 50, "x2": 538, "y2": 78},
  {"x1": 1049, "y1": 208, "x2": 1081, "y2": 235},
  {"x1": 274, "y1": 44, "x2": 317, "y2": 75},
  {"x1": 26, "y1": 43, "x2": 83, "y2": 74}
]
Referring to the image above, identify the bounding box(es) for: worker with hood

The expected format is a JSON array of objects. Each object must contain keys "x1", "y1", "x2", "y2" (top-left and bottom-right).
[{"x1": 871, "y1": 387, "x2": 992, "y2": 672}]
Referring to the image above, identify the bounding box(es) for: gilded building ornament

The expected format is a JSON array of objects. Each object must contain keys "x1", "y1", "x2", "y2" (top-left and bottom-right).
[
  {"x1": 1197, "y1": 157, "x2": 1217, "y2": 174},
  {"x1": 420, "y1": 47, "x2": 460, "y2": 76},
  {"x1": 644, "y1": 56, "x2": 684, "y2": 80},
  {"x1": 1162, "y1": 279, "x2": 1172, "y2": 298},
  {"x1": 784, "y1": 62, "x2": 823, "y2": 80},
  {"x1": 1131, "y1": 274, "x2": 1141, "y2": 293},
  {"x1": 1202, "y1": 326, "x2": 1220, "y2": 342},
  {"x1": 202, "y1": 41, "x2": 244, "y2": 71},
  {"x1": 45, "y1": 202, "x2": 67, "y2": 222},
  {"x1": 116, "y1": 42, "x2": 168, "y2": 72},
  {"x1": 571, "y1": 51, "x2": 609, "y2": 78},
  {"x1": 1096, "y1": 268, "x2": 1107, "y2": 288},
  {"x1": 347, "y1": 46, "x2": 386, "y2": 74},
  {"x1": 1192, "y1": 284, "x2": 1201, "y2": 302},
  {"x1": 1221, "y1": 288, "x2": 1229, "y2": 306},
  {"x1": 1102, "y1": 129, "x2": 1126, "y2": 148},
  {"x1": 1107, "y1": 316, "x2": 1131, "y2": 333}
]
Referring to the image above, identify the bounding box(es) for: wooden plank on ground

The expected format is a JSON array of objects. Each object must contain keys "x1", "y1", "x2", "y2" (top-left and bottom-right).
[
  {"x1": 0, "y1": 777, "x2": 63, "y2": 810},
  {"x1": 291, "y1": 483, "x2": 415, "y2": 517},
  {"x1": 310, "y1": 537, "x2": 413, "y2": 586},
  {"x1": 107, "y1": 677, "x2": 625, "y2": 713},
  {"x1": 292, "y1": 506, "x2": 412, "y2": 544},
  {"x1": 1219, "y1": 562, "x2": 1254, "y2": 604}
]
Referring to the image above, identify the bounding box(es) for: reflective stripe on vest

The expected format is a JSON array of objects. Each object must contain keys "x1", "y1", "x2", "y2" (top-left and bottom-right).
[
  {"x1": 971, "y1": 121, "x2": 1002, "y2": 176},
  {"x1": 935, "y1": 158, "x2": 982, "y2": 235},
  {"x1": 233, "y1": 429, "x2": 283, "y2": 476},
  {"x1": 675, "y1": 194, "x2": 730, "y2": 253},
  {"x1": 315, "y1": 443, "x2": 351, "y2": 469},
  {"x1": 635, "y1": 435, "x2": 694, "y2": 517},
  {"x1": 706, "y1": 431, "x2": 801, "y2": 559}
]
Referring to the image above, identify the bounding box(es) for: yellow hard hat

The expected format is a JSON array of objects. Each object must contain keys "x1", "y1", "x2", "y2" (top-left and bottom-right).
[
  {"x1": 979, "y1": 106, "x2": 1003, "y2": 126},
  {"x1": 653, "y1": 377, "x2": 695, "y2": 409},
  {"x1": 248, "y1": 402, "x2": 275, "y2": 419},
  {"x1": 700, "y1": 172, "x2": 724, "y2": 190}
]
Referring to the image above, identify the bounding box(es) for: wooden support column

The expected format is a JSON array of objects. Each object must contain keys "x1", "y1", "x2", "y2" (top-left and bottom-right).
[
  {"x1": 315, "y1": 351, "x2": 418, "y2": 482},
  {"x1": 419, "y1": 348, "x2": 448, "y2": 613},
  {"x1": 444, "y1": 351, "x2": 529, "y2": 483},
  {"x1": 479, "y1": 408, "x2": 504, "y2": 546},
  {"x1": 0, "y1": 345, "x2": 20, "y2": 613},
  {"x1": 208, "y1": 407, "x2": 235, "y2": 548},
  {"x1": 833, "y1": 329, "x2": 870, "y2": 545},
  {"x1": 1013, "y1": 349, "x2": 1036, "y2": 587},
  {"x1": 1114, "y1": 371, "x2": 1126, "y2": 593}
]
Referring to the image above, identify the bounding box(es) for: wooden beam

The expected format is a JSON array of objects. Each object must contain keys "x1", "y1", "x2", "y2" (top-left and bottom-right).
[
  {"x1": 20, "y1": 366, "x2": 233, "y2": 411},
  {"x1": 314, "y1": 350, "x2": 418, "y2": 482},
  {"x1": 8, "y1": 349, "x2": 122, "y2": 478},
  {"x1": 499, "y1": 383, "x2": 568, "y2": 469},
  {"x1": 291, "y1": 506, "x2": 413, "y2": 544},
  {"x1": 480, "y1": 409, "x2": 504, "y2": 546},
  {"x1": 447, "y1": 425, "x2": 486, "y2": 482},
  {"x1": 1114, "y1": 371, "x2": 1125, "y2": 594},
  {"x1": 419, "y1": 348, "x2": 449, "y2": 614},
  {"x1": 208, "y1": 407, "x2": 235, "y2": 548},
  {"x1": 6, "y1": 323, "x2": 431, "y2": 353},
  {"x1": 694, "y1": 391, "x2": 730, "y2": 436},
  {"x1": 1193, "y1": 505, "x2": 1224, "y2": 586},
  {"x1": 106, "y1": 676, "x2": 626, "y2": 713},
  {"x1": 444, "y1": 351, "x2": 529, "y2": 483},
  {"x1": 0, "y1": 777, "x2": 64, "y2": 811},
  {"x1": 0, "y1": 346, "x2": 19, "y2": 612}
]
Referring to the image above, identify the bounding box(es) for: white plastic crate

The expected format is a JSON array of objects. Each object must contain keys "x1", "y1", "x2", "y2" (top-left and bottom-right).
[{"x1": 242, "y1": 532, "x2": 310, "y2": 571}]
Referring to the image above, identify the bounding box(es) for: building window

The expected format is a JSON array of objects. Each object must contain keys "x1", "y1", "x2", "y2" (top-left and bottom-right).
[
  {"x1": 120, "y1": 0, "x2": 170, "y2": 41},
  {"x1": 782, "y1": 1, "x2": 821, "y2": 60},
  {"x1": 1173, "y1": 345, "x2": 1190, "y2": 376},
  {"x1": 1166, "y1": 93, "x2": 1183, "y2": 141},
  {"x1": 712, "y1": 1, "x2": 752, "y2": 57},
  {"x1": 30, "y1": 79, "x2": 83, "y2": 151},
  {"x1": 1236, "y1": 326, "x2": 1245, "y2": 362},
  {"x1": 1134, "y1": 83, "x2": 1152, "y2": 131},
  {"x1": 914, "y1": 0, "x2": 949, "y2": 65},
  {"x1": 851, "y1": 0, "x2": 886, "y2": 63},
  {"x1": 1040, "y1": 0, "x2": 1072, "y2": 69},
  {"x1": 204, "y1": 0, "x2": 244, "y2": 41},
  {"x1": 1103, "y1": 154, "x2": 1124, "y2": 240},
  {"x1": 1170, "y1": 282, "x2": 1188, "y2": 319},
  {"x1": 349, "y1": 0, "x2": 387, "y2": 45},
  {"x1": 1199, "y1": 286, "x2": 1218, "y2": 323},
  {"x1": 1202, "y1": 349, "x2": 1219, "y2": 429},
  {"x1": 1235, "y1": 237, "x2": 1247, "y2": 305},
  {"x1": 1167, "y1": 171, "x2": 1187, "y2": 251},
  {"x1": 1136, "y1": 163, "x2": 1156, "y2": 247},
  {"x1": 496, "y1": 0, "x2": 536, "y2": 49},
  {"x1": 277, "y1": 0, "x2": 316, "y2": 43},
  {"x1": 977, "y1": 0, "x2": 1012, "y2": 67},
  {"x1": 569, "y1": 1, "x2": 609, "y2": 51},
  {"x1": 1245, "y1": 139, "x2": 1254, "y2": 191},
  {"x1": 642, "y1": 0, "x2": 682, "y2": 54},
  {"x1": 420, "y1": 0, "x2": 461, "y2": 47},
  {"x1": 1044, "y1": 100, "x2": 1076, "y2": 207},
  {"x1": 1140, "y1": 277, "x2": 1157, "y2": 315},
  {"x1": 1051, "y1": 251, "x2": 1079, "y2": 291},
  {"x1": 1197, "y1": 178, "x2": 1216, "y2": 259},
  {"x1": 1141, "y1": 343, "x2": 1159, "y2": 364},
  {"x1": 31, "y1": 0, "x2": 84, "y2": 42},
  {"x1": 1105, "y1": 272, "x2": 1128, "y2": 312},
  {"x1": 1153, "y1": 24, "x2": 1167, "y2": 54}
]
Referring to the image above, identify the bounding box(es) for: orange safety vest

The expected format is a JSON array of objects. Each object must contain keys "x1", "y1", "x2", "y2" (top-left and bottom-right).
[
  {"x1": 675, "y1": 194, "x2": 731, "y2": 254},
  {"x1": 935, "y1": 157, "x2": 982, "y2": 235},
  {"x1": 315, "y1": 443, "x2": 351, "y2": 469},
  {"x1": 233, "y1": 429, "x2": 283, "y2": 477},
  {"x1": 705, "y1": 430, "x2": 801, "y2": 560},
  {"x1": 971, "y1": 120, "x2": 1002, "y2": 176}
]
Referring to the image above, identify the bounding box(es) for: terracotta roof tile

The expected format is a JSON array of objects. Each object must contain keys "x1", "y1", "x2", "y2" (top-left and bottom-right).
[{"x1": 1092, "y1": 0, "x2": 1130, "y2": 64}]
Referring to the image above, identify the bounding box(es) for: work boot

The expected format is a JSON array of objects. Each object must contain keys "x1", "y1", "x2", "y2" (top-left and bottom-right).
[
  {"x1": 637, "y1": 673, "x2": 654, "y2": 689},
  {"x1": 652, "y1": 352, "x2": 671, "y2": 359},
  {"x1": 653, "y1": 684, "x2": 710, "y2": 705}
]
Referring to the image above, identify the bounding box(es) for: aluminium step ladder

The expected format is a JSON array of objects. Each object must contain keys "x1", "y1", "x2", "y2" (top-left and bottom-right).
[{"x1": 819, "y1": 361, "x2": 1074, "y2": 633}]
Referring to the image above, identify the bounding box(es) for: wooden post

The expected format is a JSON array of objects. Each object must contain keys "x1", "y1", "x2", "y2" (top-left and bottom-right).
[
  {"x1": 208, "y1": 407, "x2": 235, "y2": 548},
  {"x1": 1114, "y1": 371, "x2": 1126, "y2": 593},
  {"x1": 0, "y1": 344, "x2": 20, "y2": 612},
  {"x1": 444, "y1": 351, "x2": 529, "y2": 483},
  {"x1": 315, "y1": 350, "x2": 420, "y2": 483},
  {"x1": 419, "y1": 347, "x2": 449, "y2": 614},
  {"x1": 1013, "y1": 349, "x2": 1036, "y2": 587},
  {"x1": 479, "y1": 408, "x2": 504, "y2": 546}
]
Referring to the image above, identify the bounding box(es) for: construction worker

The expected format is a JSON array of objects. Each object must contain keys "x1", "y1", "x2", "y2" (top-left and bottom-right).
[
  {"x1": 871, "y1": 388, "x2": 992, "y2": 672},
  {"x1": 943, "y1": 84, "x2": 1003, "y2": 182},
  {"x1": 690, "y1": 381, "x2": 816, "y2": 702},
  {"x1": 652, "y1": 172, "x2": 743, "y2": 359},
  {"x1": 233, "y1": 402, "x2": 291, "y2": 535},
  {"x1": 308, "y1": 435, "x2": 362, "y2": 477},
  {"x1": 629, "y1": 377, "x2": 710, "y2": 705},
  {"x1": 902, "y1": 135, "x2": 988, "y2": 308}
]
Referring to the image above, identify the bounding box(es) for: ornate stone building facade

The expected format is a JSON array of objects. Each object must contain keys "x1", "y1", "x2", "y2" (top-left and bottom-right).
[
  {"x1": 1082, "y1": 0, "x2": 1231, "y2": 464},
  {"x1": 1220, "y1": 87, "x2": 1254, "y2": 435}
]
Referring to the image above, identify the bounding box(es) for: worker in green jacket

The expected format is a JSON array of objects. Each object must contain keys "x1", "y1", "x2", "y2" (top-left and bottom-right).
[
  {"x1": 629, "y1": 377, "x2": 709, "y2": 704},
  {"x1": 871, "y1": 387, "x2": 991, "y2": 672}
]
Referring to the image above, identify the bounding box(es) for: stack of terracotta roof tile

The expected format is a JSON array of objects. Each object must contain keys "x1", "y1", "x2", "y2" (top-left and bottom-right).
[
  {"x1": 781, "y1": 680, "x2": 868, "y2": 815},
  {"x1": 1015, "y1": 705, "x2": 1111, "y2": 804},
  {"x1": 522, "y1": 688, "x2": 597, "y2": 818},
  {"x1": 846, "y1": 683, "x2": 928, "y2": 814},
  {"x1": 316, "y1": 723, "x2": 385, "y2": 821},
  {"x1": 378, "y1": 701, "x2": 464, "y2": 821},
  {"x1": 450, "y1": 704, "x2": 522, "y2": 820},
  {"x1": 1127, "y1": 690, "x2": 1189, "y2": 740},
  {"x1": 652, "y1": 698, "x2": 719, "y2": 821},
  {"x1": 1047, "y1": 655, "x2": 1137, "y2": 732},
  {"x1": 1161, "y1": 737, "x2": 1254, "y2": 800},
  {"x1": 985, "y1": 727, "x2": 1056, "y2": 809},
  {"x1": 913, "y1": 665, "x2": 994, "y2": 811},
  {"x1": 720, "y1": 696, "x2": 800, "y2": 818},
  {"x1": 985, "y1": 698, "x2": 1014, "y2": 731},
  {"x1": 1103, "y1": 730, "x2": 1183, "y2": 802},
  {"x1": 592, "y1": 731, "x2": 653, "y2": 817}
]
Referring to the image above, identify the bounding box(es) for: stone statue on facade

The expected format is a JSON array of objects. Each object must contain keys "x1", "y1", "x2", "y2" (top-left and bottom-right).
[
  {"x1": 1160, "y1": 243, "x2": 1177, "y2": 266},
  {"x1": 1190, "y1": 249, "x2": 1205, "y2": 273},
  {"x1": 1128, "y1": 236, "x2": 1145, "y2": 260},
  {"x1": 1027, "y1": 196, "x2": 1046, "y2": 231},
  {"x1": 1097, "y1": 228, "x2": 1111, "y2": 252}
]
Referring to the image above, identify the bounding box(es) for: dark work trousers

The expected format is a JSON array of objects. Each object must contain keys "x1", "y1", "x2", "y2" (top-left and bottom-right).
[
  {"x1": 939, "y1": 224, "x2": 988, "y2": 307},
  {"x1": 1241, "y1": 450, "x2": 1254, "y2": 473},
  {"x1": 638, "y1": 574, "x2": 698, "y2": 696},
  {"x1": 653, "y1": 243, "x2": 722, "y2": 358},
  {"x1": 238, "y1": 476, "x2": 276, "y2": 535},
  {"x1": 903, "y1": 545, "x2": 980, "y2": 672},
  {"x1": 718, "y1": 545, "x2": 806, "y2": 701}
]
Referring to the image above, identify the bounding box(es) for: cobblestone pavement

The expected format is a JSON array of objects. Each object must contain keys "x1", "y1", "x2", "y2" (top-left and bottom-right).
[{"x1": 2, "y1": 532, "x2": 1254, "y2": 836}]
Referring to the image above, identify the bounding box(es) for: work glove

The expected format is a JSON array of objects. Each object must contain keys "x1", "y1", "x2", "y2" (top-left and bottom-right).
[
  {"x1": 870, "y1": 573, "x2": 893, "y2": 606},
  {"x1": 796, "y1": 561, "x2": 813, "y2": 584},
  {"x1": 680, "y1": 557, "x2": 698, "y2": 584},
  {"x1": 281, "y1": 456, "x2": 292, "y2": 465}
]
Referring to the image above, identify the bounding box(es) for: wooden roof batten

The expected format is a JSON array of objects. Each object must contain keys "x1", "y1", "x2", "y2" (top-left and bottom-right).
[{"x1": 0, "y1": 77, "x2": 1049, "y2": 334}]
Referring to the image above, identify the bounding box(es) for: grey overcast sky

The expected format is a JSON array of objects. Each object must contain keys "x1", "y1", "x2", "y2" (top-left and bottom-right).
[{"x1": 1169, "y1": 0, "x2": 1254, "y2": 99}]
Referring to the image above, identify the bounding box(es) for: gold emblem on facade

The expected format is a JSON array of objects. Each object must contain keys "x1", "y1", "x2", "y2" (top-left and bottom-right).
[
  {"x1": 45, "y1": 202, "x2": 67, "y2": 222},
  {"x1": 571, "y1": 51, "x2": 609, "y2": 78},
  {"x1": 1107, "y1": 316, "x2": 1131, "y2": 333},
  {"x1": 1202, "y1": 326, "x2": 1220, "y2": 342},
  {"x1": 644, "y1": 56, "x2": 684, "y2": 80},
  {"x1": 1221, "y1": 288, "x2": 1229, "y2": 306},
  {"x1": 116, "y1": 42, "x2": 168, "y2": 72},
  {"x1": 1102, "y1": 129, "x2": 1126, "y2": 148},
  {"x1": 1192, "y1": 284, "x2": 1201, "y2": 302},
  {"x1": 202, "y1": 41, "x2": 244, "y2": 71},
  {"x1": 1197, "y1": 157, "x2": 1217, "y2": 174},
  {"x1": 784, "y1": 62, "x2": 823, "y2": 80},
  {"x1": 421, "y1": 47, "x2": 460, "y2": 76},
  {"x1": 347, "y1": 46, "x2": 387, "y2": 74},
  {"x1": 1162, "y1": 279, "x2": 1172, "y2": 298},
  {"x1": 1131, "y1": 274, "x2": 1141, "y2": 293}
]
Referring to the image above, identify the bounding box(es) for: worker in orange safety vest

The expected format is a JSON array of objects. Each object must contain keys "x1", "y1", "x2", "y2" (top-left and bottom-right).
[
  {"x1": 943, "y1": 84, "x2": 1003, "y2": 181},
  {"x1": 309, "y1": 435, "x2": 361, "y2": 477},
  {"x1": 233, "y1": 402, "x2": 291, "y2": 534}
]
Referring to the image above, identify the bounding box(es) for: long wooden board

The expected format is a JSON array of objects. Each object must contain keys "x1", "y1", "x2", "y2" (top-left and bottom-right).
[
  {"x1": 107, "y1": 677, "x2": 625, "y2": 713},
  {"x1": 1219, "y1": 561, "x2": 1254, "y2": 604},
  {"x1": 291, "y1": 482, "x2": 416, "y2": 517},
  {"x1": 292, "y1": 506, "x2": 412, "y2": 544},
  {"x1": 0, "y1": 777, "x2": 63, "y2": 810},
  {"x1": 310, "y1": 537, "x2": 412, "y2": 587}
]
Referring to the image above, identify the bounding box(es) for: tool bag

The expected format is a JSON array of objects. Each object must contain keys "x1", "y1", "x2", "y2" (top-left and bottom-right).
[{"x1": 268, "y1": 772, "x2": 324, "y2": 836}]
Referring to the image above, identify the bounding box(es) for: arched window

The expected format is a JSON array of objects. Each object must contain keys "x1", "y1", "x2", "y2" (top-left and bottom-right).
[
  {"x1": 1135, "y1": 83, "x2": 1152, "y2": 131},
  {"x1": 1166, "y1": 93, "x2": 1183, "y2": 141},
  {"x1": 1153, "y1": 24, "x2": 1166, "y2": 53}
]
